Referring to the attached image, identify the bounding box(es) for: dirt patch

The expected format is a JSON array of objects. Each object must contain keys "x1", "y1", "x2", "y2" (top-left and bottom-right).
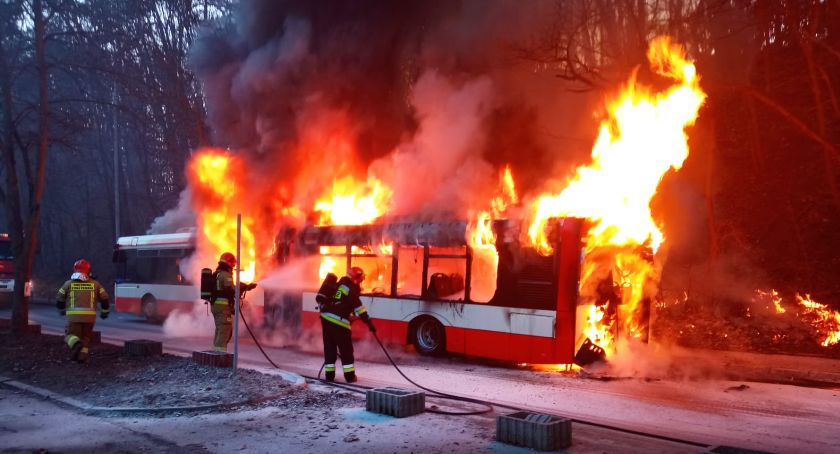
[{"x1": 0, "y1": 332, "x2": 359, "y2": 413}]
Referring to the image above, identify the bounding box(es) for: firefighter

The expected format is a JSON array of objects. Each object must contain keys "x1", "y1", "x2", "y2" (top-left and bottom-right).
[
  {"x1": 56, "y1": 259, "x2": 110, "y2": 363},
  {"x1": 320, "y1": 266, "x2": 376, "y2": 383},
  {"x1": 211, "y1": 252, "x2": 257, "y2": 352}
]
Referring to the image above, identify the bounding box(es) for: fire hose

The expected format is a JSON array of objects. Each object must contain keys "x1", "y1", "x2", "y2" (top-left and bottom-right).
[{"x1": 237, "y1": 309, "x2": 492, "y2": 416}]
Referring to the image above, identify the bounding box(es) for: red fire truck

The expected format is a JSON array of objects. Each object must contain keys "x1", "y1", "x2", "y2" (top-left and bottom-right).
[
  {"x1": 0, "y1": 234, "x2": 14, "y2": 304},
  {"x1": 0, "y1": 234, "x2": 30, "y2": 304}
]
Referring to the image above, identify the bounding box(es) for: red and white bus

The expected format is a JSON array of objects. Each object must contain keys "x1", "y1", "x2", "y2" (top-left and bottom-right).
[
  {"x1": 113, "y1": 231, "x2": 267, "y2": 320},
  {"x1": 112, "y1": 231, "x2": 200, "y2": 320},
  {"x1": 284, "y1": 218, "x2": 585, "y2": 365}
]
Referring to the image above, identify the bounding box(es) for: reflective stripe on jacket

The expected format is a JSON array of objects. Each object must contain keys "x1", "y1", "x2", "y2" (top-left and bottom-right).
[{"x1": 320, "y1": 312, "x2": 351, "y2": 329}]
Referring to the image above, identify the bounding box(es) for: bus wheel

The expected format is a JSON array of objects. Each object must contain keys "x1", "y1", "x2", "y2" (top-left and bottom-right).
[
  {"x1": 411, "y1": 317, "x2": 446, "y2": 356},
  {"x1": 141, "y1": 295, "x2": 160, "y2": 323}
]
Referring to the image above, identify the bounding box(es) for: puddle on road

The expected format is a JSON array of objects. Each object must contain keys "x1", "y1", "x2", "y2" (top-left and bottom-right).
[{"x1": 339, "y1": 407, "x2": 394, "y2": 424}]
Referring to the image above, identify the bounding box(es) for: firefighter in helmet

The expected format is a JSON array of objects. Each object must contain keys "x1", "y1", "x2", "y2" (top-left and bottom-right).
[
  {"x1": 321, "y1": 266, "x2": 376, "y2": 383},
  {"x1": 56, "y1": 259, "x2": 110, "y2": 363},
  {"x1": 211, "y1": 252, "x2": 257, "y2": 352}
]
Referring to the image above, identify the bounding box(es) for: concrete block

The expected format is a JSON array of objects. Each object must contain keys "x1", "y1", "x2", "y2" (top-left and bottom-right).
[
  {"x1": 365, "y1": 387, "x2": 425, "y2": 418},
  {"x1": 124, "y1": 339, "x2": 162, "y2": 357},
  {"x1": 192, "y1": 350, "x2": 233, "y2": 368},
  {"x1": 496, "y1": 411, "x2": 571, "y2": 451}
]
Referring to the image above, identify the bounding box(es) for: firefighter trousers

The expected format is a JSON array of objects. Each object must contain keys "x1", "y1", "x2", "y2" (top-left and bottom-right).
[
  {"x1": 321, "y1": 318, "x2": 356, "y2": 380},
  {"x1": 211, "y1": 303, "x2": 233, "y2": 352},
  {"x1": 65, "y1": 322, "x2": 94, "y2": 362}
]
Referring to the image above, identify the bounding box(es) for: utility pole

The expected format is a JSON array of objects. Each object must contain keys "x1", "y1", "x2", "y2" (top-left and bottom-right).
[{"x1": 232, "y1": 214, "x2": 241, "y2": 372}]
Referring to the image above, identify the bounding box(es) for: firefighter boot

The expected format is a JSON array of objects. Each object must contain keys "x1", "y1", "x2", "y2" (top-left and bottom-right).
[
  {"x1": 70, "y1": 342, "x2": 82, "y2": 361},
  {"x1": 344, "y1": 371, "x2": 357, "y2": 383},
  {"x1": 77, "y1": 347, "x2": 90, "y2": 364},
  {"x1": 324, "y1": 363, "x2": 336, "y2": 382}
]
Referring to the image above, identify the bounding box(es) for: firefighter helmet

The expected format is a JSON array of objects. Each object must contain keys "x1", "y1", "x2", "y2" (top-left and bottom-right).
[
  {"x1": 219, "y1": 252, "x2": 237, "y2": 267},
  {"x1": 348, "y1": 266, "x2": 365, "y2": 284},
  {"x1": 73, "y1": 259, "x2": 91, "y2": 275}
]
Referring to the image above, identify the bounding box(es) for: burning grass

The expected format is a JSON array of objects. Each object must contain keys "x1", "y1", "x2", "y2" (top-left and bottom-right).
[{"x1": 654, "y1": 291, "x2": 840, "y2": 357}]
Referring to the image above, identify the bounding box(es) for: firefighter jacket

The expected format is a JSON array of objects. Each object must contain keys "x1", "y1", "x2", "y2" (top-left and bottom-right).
[
  {"x1": 212, "y1": 262, "x2": 250, "y2": 306},
  {"x1": 56, "y1": 274, "x2": 110, "y2": 323},
  {"x1": 320, "y1": 276, "x2": 371, "y2": 330}
]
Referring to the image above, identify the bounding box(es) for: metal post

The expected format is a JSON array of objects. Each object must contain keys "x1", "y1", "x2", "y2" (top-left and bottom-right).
[
  {"x1": 421, "y1": 244, "x2": 429, "y2": 298},
  {"x1": 233, "y1": 214, "x2": 241, "y2": 372}
]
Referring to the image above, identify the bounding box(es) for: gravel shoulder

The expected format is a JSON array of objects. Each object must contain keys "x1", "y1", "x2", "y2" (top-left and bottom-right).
[{"x1": 0, "y1": 331, "x2": 349, "y2": 411}]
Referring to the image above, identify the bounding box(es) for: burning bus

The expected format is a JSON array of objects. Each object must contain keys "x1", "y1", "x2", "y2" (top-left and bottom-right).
[
  {"x1": 134, "y1": 35, "x2": 728, "y2": 365},
  {"x1": 278, "y1": 217, "x2": 586, "y2": 364}
]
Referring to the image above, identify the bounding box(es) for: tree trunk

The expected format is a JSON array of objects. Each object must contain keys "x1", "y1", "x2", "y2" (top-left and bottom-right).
[{"x1": 12, "y1": 0, "x2": 50, "y2": 336}]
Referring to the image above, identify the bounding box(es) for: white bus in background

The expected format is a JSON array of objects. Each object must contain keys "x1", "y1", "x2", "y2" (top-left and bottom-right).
[
  {"x1": 113, "y1": 230, "x2": 264, "y2": 322},
  {"x1": 112, "y1": 231, "x2": 198, "y2": 321}
]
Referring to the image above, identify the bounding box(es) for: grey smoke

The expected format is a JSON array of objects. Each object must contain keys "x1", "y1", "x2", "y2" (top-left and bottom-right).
[{"x1": 146, "y1": 189, "x2": 195, "y2": 234}]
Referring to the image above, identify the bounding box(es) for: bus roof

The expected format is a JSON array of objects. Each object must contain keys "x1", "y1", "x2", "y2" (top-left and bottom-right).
[{"x1": 116, "y1": 232, "x2": 195, "y2": 250}]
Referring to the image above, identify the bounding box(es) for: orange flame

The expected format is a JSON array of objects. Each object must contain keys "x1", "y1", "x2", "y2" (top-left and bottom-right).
[
  {"x1": 527, "y1": 37, "x2": 706, "y2": 356},
  {"x1": 528, "y1": 37, "x2": 705, "y2": 254},
  {"x1": 189, "y1": 149, "x2": 257, "y2": 282},
  {"x1": 315, "y1": 175, "x2": 392, "y2": 226},
  {"x1": 755, "y1": 289, "x2": 786, "y2": 314},
  {"x1": 797, "y1": 294, "x2": 840, "y2": 347},
  {"x1": 313, "y1": 174, "x2": 393, "y2": 288},
  {"x1": 465, "y1": 165, "x2": 519, "y2": 302},
  {"x1": 491, "y1": 166, "x2": 518, "y2": 215},
  {"x1": 467, "y1": 165, "x2": 519, "y2": 248}
]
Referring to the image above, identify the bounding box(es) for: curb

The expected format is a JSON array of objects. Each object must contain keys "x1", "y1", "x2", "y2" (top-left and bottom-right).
[{"x1": 0, "y1": 373, "x2": 292, "y2": 416}]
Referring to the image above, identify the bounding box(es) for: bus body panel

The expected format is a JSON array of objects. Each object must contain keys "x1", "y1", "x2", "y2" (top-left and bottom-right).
[
  {"x1": 115, "y1": 283, "x2": 200, "y2": 315},
  {"x1": 300, "y1": 291, "x2": 571, "y2": 363},
  {"x1": 115, "y1": 283, "x2": 266, "y2": 316}
]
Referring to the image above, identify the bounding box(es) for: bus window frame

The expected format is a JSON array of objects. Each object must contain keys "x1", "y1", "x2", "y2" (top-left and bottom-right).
[
  {"x1": 324, "y1": 242, "x2": 476, "y2": 303},
  {"x1": 115, "y1": 247, "x2": 194, "y2": 286}
]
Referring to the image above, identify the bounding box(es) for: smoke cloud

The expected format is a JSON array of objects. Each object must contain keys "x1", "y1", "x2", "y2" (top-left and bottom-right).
[{"x1": 147, "y1": 189, "x2": 195, "y2": 234}]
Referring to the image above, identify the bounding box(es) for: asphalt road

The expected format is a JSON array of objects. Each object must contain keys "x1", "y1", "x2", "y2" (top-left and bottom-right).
[{"x1": 6, "y1": 303, "x2": 840, "y2": 453}]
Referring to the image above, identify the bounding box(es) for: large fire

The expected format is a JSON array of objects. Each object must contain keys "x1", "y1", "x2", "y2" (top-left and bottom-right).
[
  {"x1": 526, "y1": 36, "x2": 706, "y2": 356},
  {"x1": 188, "y1": 148, "x2": 257, "y2": 282},
  {"x1": 181, "y1": 34, "x2": 838, "y2": 362},
  {"x1": 315, "y1": 175, "x2": 393, "y2": 226}
]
